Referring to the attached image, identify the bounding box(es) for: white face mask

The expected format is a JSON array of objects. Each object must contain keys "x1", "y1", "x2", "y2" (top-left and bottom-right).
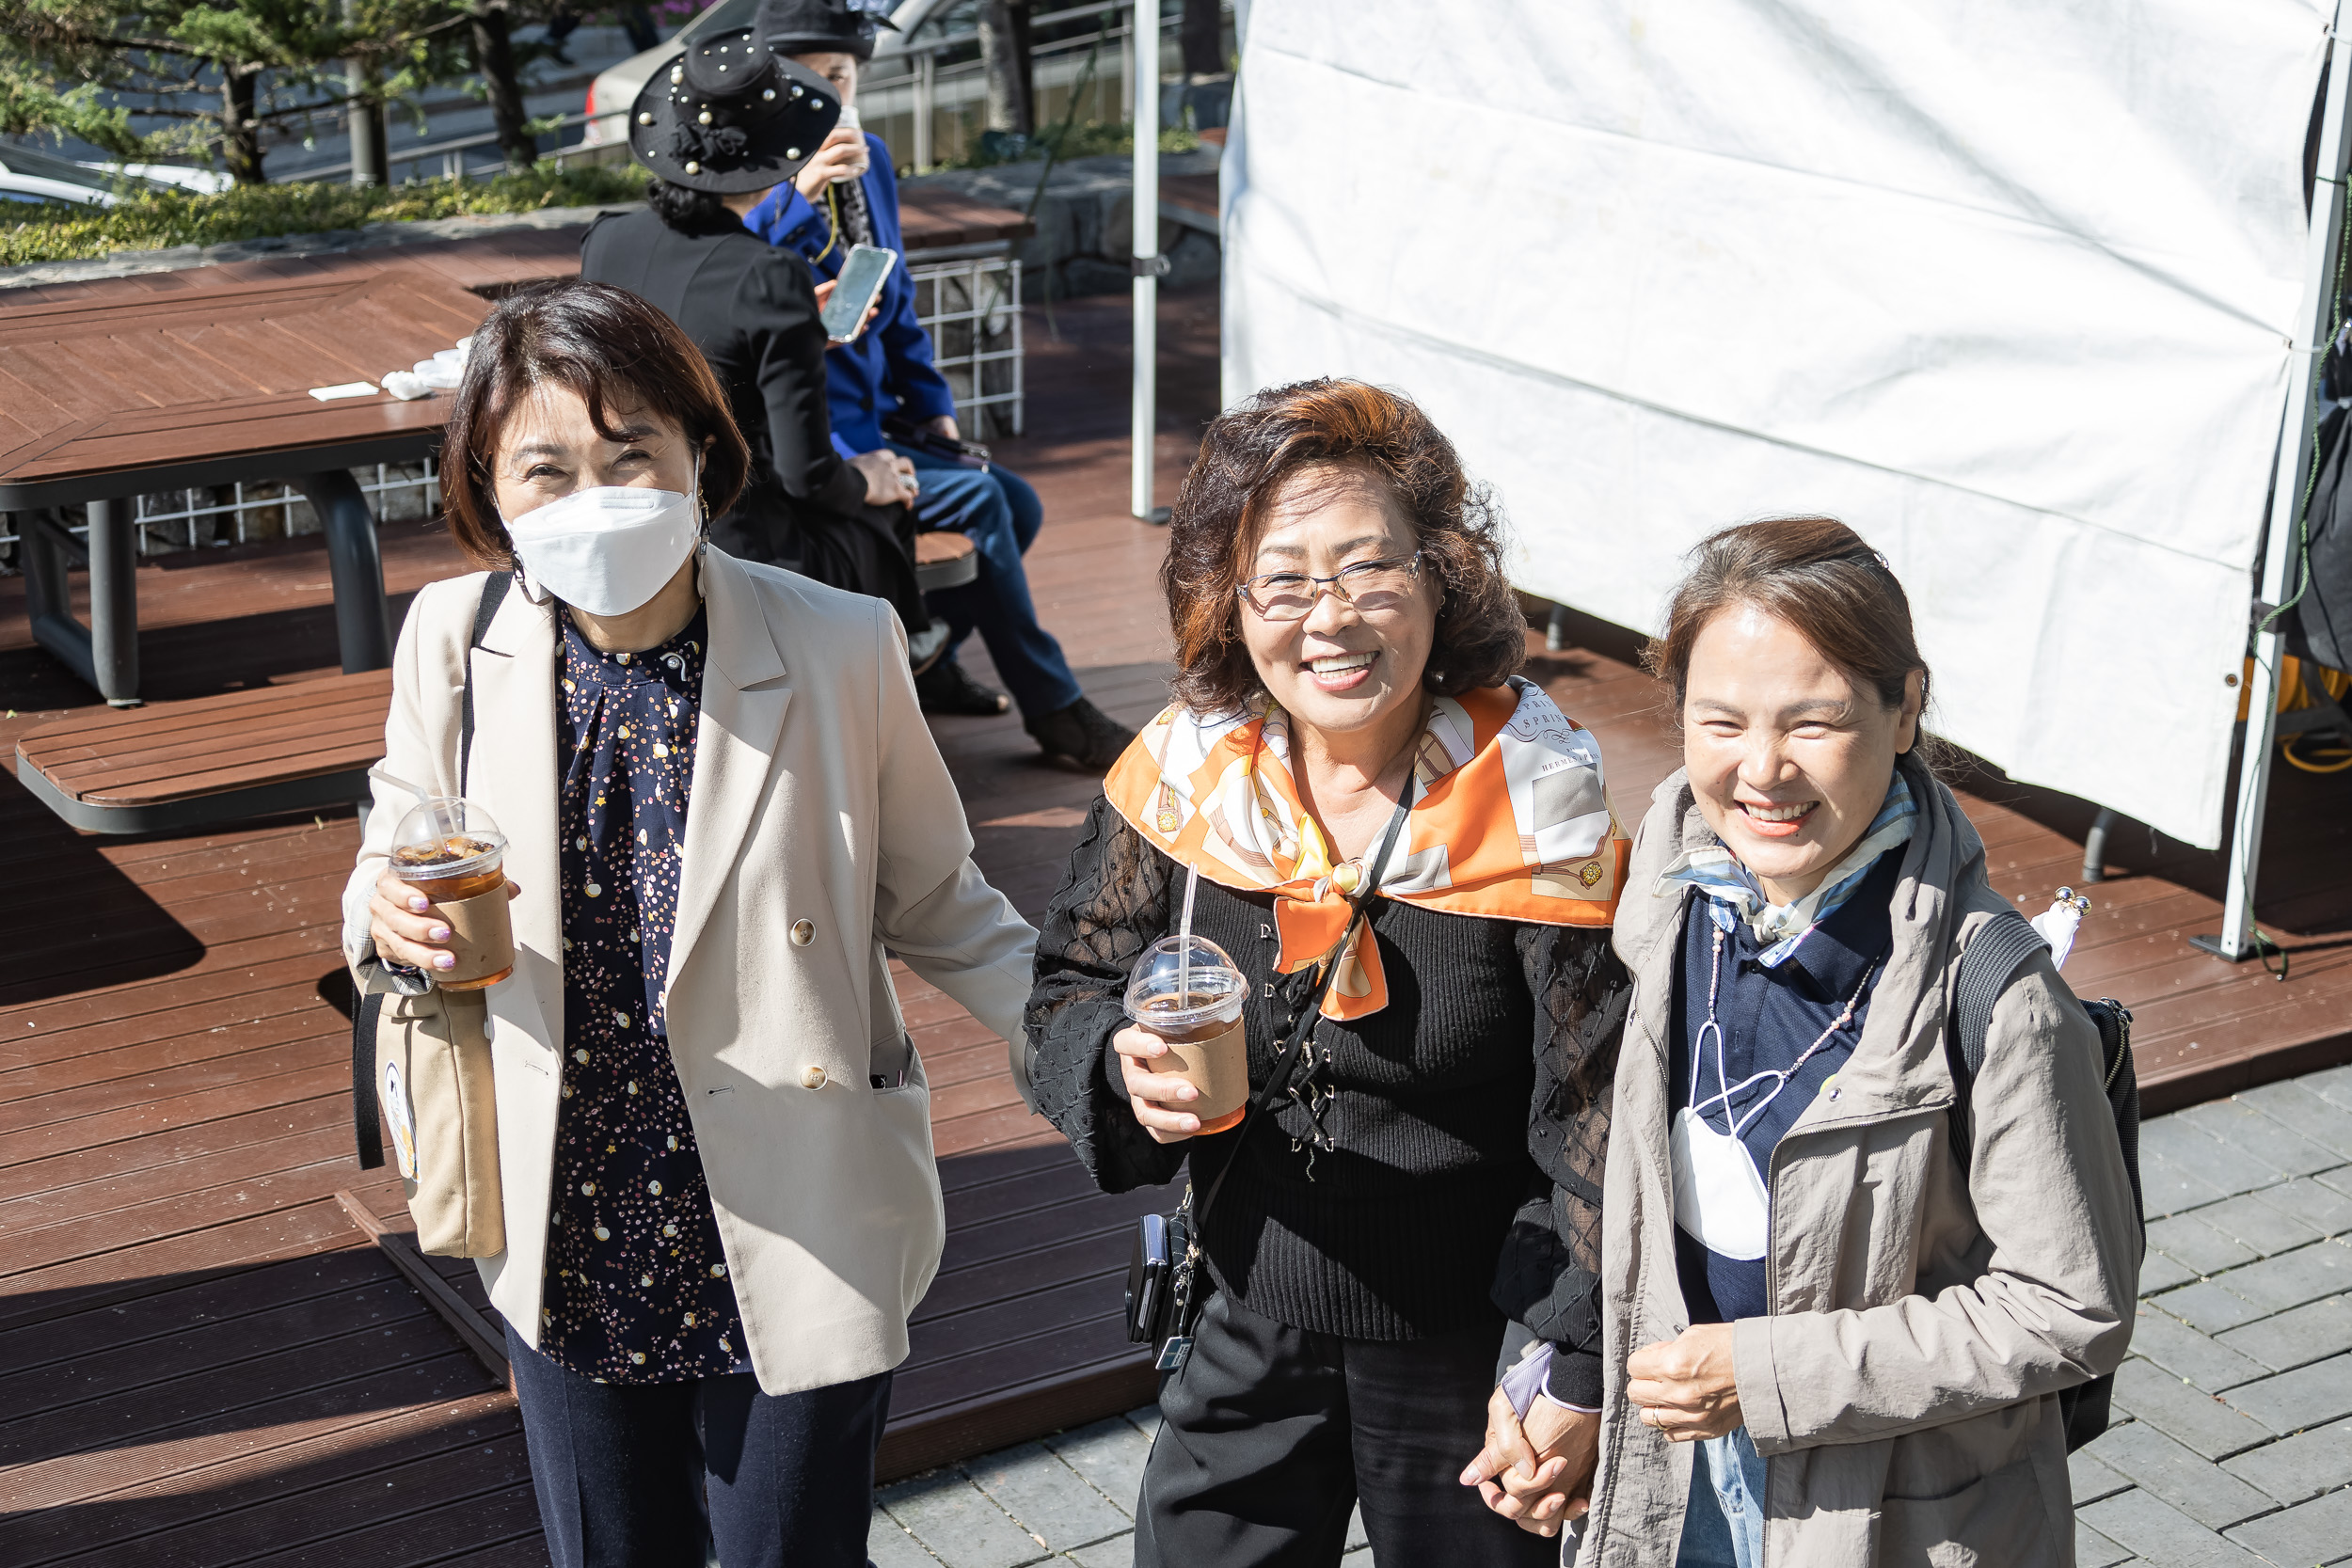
[
  {"x1": 503, "y1": 481, "x2": 699, "y2": 617},
  {"x1": 1671, "y1": 1103, "x2": 1774, "y2": 1261}
]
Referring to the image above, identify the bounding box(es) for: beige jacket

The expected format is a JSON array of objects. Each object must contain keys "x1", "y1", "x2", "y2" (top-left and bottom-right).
[
  {"x1": 1577, "y1": 757, "x2": 2138, "y2": 1567},
  {"x1": 341, "y1": 546, "x2": 1037, "y2": 1397}
]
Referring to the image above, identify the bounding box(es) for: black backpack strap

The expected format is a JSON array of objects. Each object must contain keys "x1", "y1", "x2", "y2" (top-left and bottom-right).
[
  {"x1": 352, "y1": 989, "x2": 387, "y2": 1169},
  {"x1": 458, "y1": 571, "x2": 512, "y2": 799},
  {"x1": 1946, "y1": 910, "x2": 2050, "y2": 1174}
]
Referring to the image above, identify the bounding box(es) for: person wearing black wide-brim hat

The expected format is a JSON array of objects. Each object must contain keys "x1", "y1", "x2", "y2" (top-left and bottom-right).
[{"x1": 580, "y1": 26, "x2": 949, "y2": 670}]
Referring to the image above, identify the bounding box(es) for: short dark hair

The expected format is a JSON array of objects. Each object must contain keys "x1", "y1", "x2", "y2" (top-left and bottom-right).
[
  {"x1": 1163, "y1": 378, "x2": 1525, "y2": 716},
  {"x1": 1645, "y1": 515, "x2": 1936, "y2": 744},
  {"x1": 440, "y1": 279, "x2": 751, "y2": 568}
]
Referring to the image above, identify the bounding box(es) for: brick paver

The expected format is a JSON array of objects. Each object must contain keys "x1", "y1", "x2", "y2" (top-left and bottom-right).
[
  {"x1": 869, "y1": 1405, "x2": 1368, "y2": 1566},
  {"x1": 2080, "y1": 1063, "x2": 2352, "y2": 1565},
  {"x1": 866, "y1": 1064, "x2": 2352, "y2": 1564}
]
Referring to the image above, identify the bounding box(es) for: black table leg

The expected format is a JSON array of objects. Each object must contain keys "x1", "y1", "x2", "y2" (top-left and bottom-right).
[
  {"x1": 290, "y1": 468, "x2": 393, "y2": 673},
  {"x1": 87, "y1": 499, "x2": 140, "y2": 705},
  {"x1": 21, "y1": 499, "x2": 139, "y2": 705}
]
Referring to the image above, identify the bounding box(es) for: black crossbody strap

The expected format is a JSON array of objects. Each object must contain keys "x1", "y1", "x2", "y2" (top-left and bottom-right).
[
  {"x1": 352, "y1": 990, "x2": 387, "y2": 1168},
  {"x1": 1188, "y1": 784, "x2": 1416, "y2": 1228},
  {"x1": 457, "y1": 571, "x2": 511, "y2": 800}
]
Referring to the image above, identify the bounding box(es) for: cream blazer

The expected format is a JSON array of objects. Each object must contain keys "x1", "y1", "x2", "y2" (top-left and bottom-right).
[{"x1": 341, "y1": 546, "x2": 1038, "y2": 1397}]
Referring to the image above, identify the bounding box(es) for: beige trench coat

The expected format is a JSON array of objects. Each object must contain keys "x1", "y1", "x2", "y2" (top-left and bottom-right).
[
  {"x1": 341, "y1": 546, "x2": 1037, "y2": 1397},
  {"x1": 1575, "y1": 757, "x2": 2138, "y2": 1567}
]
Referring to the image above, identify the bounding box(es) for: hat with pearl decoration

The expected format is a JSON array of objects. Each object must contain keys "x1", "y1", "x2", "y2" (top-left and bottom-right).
[{"x1": 626, "y1": 26, "x2": 842, "y2": 194}]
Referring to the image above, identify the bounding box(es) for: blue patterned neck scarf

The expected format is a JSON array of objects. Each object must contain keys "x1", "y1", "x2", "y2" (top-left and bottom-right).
[{"x1": 1656, "y1": 773, "x2": 1916, "y2": 968}]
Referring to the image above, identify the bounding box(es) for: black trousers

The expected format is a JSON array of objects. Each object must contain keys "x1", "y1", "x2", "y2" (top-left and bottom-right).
[
  {"x1": 507, "y1": 1326, "x2": 891, "y2": 1568},
  {"x1": 1134, "y1": 1292, "x2": 1561, "y2": 1568}
]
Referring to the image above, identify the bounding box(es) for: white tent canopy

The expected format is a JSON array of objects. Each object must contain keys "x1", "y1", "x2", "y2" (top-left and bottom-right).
[{"x1": 1218, "y1": 0, "x2": 2329, "y2": 849}]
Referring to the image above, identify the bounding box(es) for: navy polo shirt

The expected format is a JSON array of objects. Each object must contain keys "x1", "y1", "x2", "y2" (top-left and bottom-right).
[{"x1": 1668, "y1": 847, "x2": 1902, "y2": 1325}]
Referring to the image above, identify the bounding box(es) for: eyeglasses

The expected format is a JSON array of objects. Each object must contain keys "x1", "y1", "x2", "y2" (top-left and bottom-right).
[{"x1": 1236, "y1": 552, "x2": 1426, "y2": 622}]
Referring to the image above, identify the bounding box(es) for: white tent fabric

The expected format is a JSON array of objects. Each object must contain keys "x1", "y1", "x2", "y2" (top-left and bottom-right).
[{"x1": 1220, "y1": 0, "x2": 2328, "y2": 847}]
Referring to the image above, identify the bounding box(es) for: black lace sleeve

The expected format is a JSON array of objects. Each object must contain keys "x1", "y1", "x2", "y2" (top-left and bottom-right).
[
  {"x1": 1491, "y1": 921, "x2": 1631, "y2": 1404},
  {"x1": 1023, "y1": 795, "x2": 1192, "y2": 1193}
]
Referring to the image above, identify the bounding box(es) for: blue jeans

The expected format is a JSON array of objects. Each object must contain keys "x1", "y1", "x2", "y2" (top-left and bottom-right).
[
  {"x1": 1676, "y1": 1426, "x2": 1768, "y2": 1568},
  {"x1": 893, "y1": 441, "x2": 1083, "y2": 721}
]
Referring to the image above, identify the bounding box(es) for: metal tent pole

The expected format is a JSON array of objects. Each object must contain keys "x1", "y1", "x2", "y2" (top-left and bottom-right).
[
  {"x1": 2198, "y1": 8, "x2": 2352, "y2": 961},
  {"x1": 1131, "y1": 0, "x2": 1168, "y2": 523}
]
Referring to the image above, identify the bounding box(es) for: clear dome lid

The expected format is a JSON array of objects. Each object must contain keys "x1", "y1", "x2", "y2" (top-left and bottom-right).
[
  {"x1": 389, "y1": 795, "x2": 507, "y2": 881},
  {"x1": 1123, "y1": 933, "x2": 1249, "y2": 1029}
]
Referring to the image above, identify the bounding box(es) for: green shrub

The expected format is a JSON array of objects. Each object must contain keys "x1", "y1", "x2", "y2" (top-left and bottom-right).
[{"x1": 0, "y1": 163, "x2": 652, "y2": 266}]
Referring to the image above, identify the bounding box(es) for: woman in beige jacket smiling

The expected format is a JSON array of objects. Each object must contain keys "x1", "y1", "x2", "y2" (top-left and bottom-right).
[
  {"x1": 342, "y1": 280, "x2": 1035, "y2": 1567},
  {"x1": 1519, "y1": 517, "x2": 2137, "y2": 1565}
]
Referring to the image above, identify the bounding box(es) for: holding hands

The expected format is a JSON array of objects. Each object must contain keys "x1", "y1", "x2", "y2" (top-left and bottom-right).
[{"x1": 1460, "y1": 1387, "x2": 1601, "y2": 1538}]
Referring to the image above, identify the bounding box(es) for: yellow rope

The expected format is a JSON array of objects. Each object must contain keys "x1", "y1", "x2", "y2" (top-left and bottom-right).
[
  {"x1": 2282, "y1": 734, "x2": 2352, "y2": 773},
  {"x1": 811, "y1": 182, "x2": 843, "y2": 266}
]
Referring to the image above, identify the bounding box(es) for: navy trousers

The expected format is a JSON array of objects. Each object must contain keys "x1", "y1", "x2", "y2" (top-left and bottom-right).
[
  {"x1": 507, "y1": 1326, "x2": 891, "y2": 1568},
  {"x1": 895, "y1": 442, "x2": 1084, "y2": 721}
]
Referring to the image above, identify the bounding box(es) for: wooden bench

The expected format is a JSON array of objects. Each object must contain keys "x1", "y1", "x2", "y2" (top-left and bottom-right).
[{"x1": 15, "y1": 671, "x2": 391, "y2": 834}]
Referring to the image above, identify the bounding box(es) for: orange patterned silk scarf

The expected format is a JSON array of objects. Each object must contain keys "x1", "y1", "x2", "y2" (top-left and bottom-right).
[{"x1": 1103, "y1": 676, "x2": 1629, "y2": 1021}]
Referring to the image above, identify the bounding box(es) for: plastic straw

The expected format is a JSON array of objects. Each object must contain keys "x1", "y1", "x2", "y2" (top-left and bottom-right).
[
  {"x1": 1178, "y1": 863, "x2": 1200, "y2": 1006},
  {"x1": 370, "y1": 764, "x2": 431, "y2": 801}
]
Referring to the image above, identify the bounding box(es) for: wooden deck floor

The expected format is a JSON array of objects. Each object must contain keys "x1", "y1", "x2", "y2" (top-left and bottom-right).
[{"x1": 5, "y1": 284, "x2": 2350, "y2": 1561}]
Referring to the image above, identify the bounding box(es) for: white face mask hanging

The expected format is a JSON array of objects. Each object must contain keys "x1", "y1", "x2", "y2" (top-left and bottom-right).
[
  {"x1": 502, "y1": 464, "x2": 701, "y2": 617},
  {"x1": 1670, "y1": 918, "x2": 1879, "y2": 1262}
]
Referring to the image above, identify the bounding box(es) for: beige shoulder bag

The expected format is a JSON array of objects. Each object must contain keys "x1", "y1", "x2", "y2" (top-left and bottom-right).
[{"x1": 349, "y1": 573, "x2": 510, "y2": 1258}]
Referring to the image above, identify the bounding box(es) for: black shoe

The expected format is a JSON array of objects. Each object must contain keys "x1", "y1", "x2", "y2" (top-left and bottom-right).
[
  {"x1": 916, "y1": 657, "x2": 1010, "y2": 717},
  {"x1": 1025, "y1": 696, "x2": 1136, "y2": 772}
]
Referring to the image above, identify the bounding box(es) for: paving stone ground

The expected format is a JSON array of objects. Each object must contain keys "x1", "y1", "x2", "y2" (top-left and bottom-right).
[
  {"x1": 2072, "y1": 1062, "x2": 2352, "y2": 1568},
  {"x1": 869, "y1": 1062, "x2": 2352, "y2": 1566},
  {"x1": 867, "y1": 1406, "x2": 1370, "y2": 1567}
]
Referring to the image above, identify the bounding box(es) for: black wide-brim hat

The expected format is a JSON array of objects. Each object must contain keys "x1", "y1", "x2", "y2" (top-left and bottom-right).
[
  {"x1": 760, "y1": 0, "x2": 898, "y2": 64},
  {"x1": 628, "y1": 29, "x2": 842, "y2": 195}
]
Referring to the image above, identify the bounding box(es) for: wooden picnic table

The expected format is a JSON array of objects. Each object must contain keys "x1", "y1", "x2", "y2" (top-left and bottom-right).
[
  {"x1": 4, "y1": 195, "x2": 1029, "y2": 832},
  {"x1": 0, "y1": 227, "x2": 586, "y2": 707}
]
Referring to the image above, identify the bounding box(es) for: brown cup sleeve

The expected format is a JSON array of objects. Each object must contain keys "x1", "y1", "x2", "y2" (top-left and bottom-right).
[
  {"x1": 437, "y1": 885, "x2": 515, "y2": 986},
  {"x1": 1159, "y1": 1019, "x2": 1250, "y2": 1125}
]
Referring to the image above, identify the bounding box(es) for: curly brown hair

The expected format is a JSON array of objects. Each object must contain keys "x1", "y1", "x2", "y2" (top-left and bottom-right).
[{"x1": 1163, "y1": 378, "x2": 1525, "y2": 716}]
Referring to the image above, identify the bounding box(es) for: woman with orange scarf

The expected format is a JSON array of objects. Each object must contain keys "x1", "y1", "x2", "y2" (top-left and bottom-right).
[{"x1": 1025, "y1": 380, "x2": 1632, "y2": 1565}]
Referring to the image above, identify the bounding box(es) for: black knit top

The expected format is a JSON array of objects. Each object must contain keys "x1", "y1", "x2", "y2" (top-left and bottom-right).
[{"x1": 1025, "y1": 796, "x2": 1629, "y2": 1398}]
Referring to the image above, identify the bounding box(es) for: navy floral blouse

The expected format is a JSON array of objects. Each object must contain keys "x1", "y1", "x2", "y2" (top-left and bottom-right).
[{"x1": 538, "y1": 601, "x2": 747, "y2": 1383}]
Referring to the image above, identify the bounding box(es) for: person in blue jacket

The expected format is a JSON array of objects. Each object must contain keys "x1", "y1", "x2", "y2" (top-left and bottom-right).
[{"x1": 747, "y1": 0, "x2": 1135, "y2": 774}]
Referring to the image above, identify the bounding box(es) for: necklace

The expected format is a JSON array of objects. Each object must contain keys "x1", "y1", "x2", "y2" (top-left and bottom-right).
[{"x1": 1691, "y1": 923, "x2": 1883, "y2": 1138}]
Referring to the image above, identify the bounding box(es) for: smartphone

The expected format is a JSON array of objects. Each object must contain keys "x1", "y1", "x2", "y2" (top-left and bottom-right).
[{"x1": 821, "y1": 244, "x2": 898, "y2": 343}]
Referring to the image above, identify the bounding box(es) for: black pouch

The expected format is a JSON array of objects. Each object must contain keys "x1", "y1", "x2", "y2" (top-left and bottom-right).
[
  {"x1": 1124, "y1": 1207, "x2": 1189, "y2": 1349},
  {"x1": 1125, "y1": 789, "x2": 1413, "y2": 1374}
]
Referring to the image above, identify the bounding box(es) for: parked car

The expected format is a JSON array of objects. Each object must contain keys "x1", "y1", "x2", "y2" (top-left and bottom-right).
[{"x1": 580, "y1": 0, "x2": 945, "y2": 147}]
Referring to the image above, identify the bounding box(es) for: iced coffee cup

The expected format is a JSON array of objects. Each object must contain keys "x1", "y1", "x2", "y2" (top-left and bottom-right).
[
  {"x1": 389, "y1": 797, "x2": 514, "y2": 991},
  {"x1": 1124, "y1": 935, "x2": 1252, "y2": 1134}
]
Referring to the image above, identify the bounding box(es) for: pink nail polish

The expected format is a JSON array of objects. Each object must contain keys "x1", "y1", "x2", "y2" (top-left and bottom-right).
[
  {"x1": 434, "y1": 953, "x2": 455, "y2": 969},
  {"x1": 428, "y1": 926, "x2": 452, "y2": 942},
  {"x1": 409, "y1": 895, "x2": 429, "y2": 912}
]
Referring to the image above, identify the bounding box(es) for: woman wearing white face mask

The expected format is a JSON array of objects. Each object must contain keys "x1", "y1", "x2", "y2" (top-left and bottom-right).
[
  {"x1": 343, "y1": 279, "x2": 1038, "y2": 1567},
  {"x1": 1564, "y1": 517, "x2": 2139, "y2": 1568}
]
